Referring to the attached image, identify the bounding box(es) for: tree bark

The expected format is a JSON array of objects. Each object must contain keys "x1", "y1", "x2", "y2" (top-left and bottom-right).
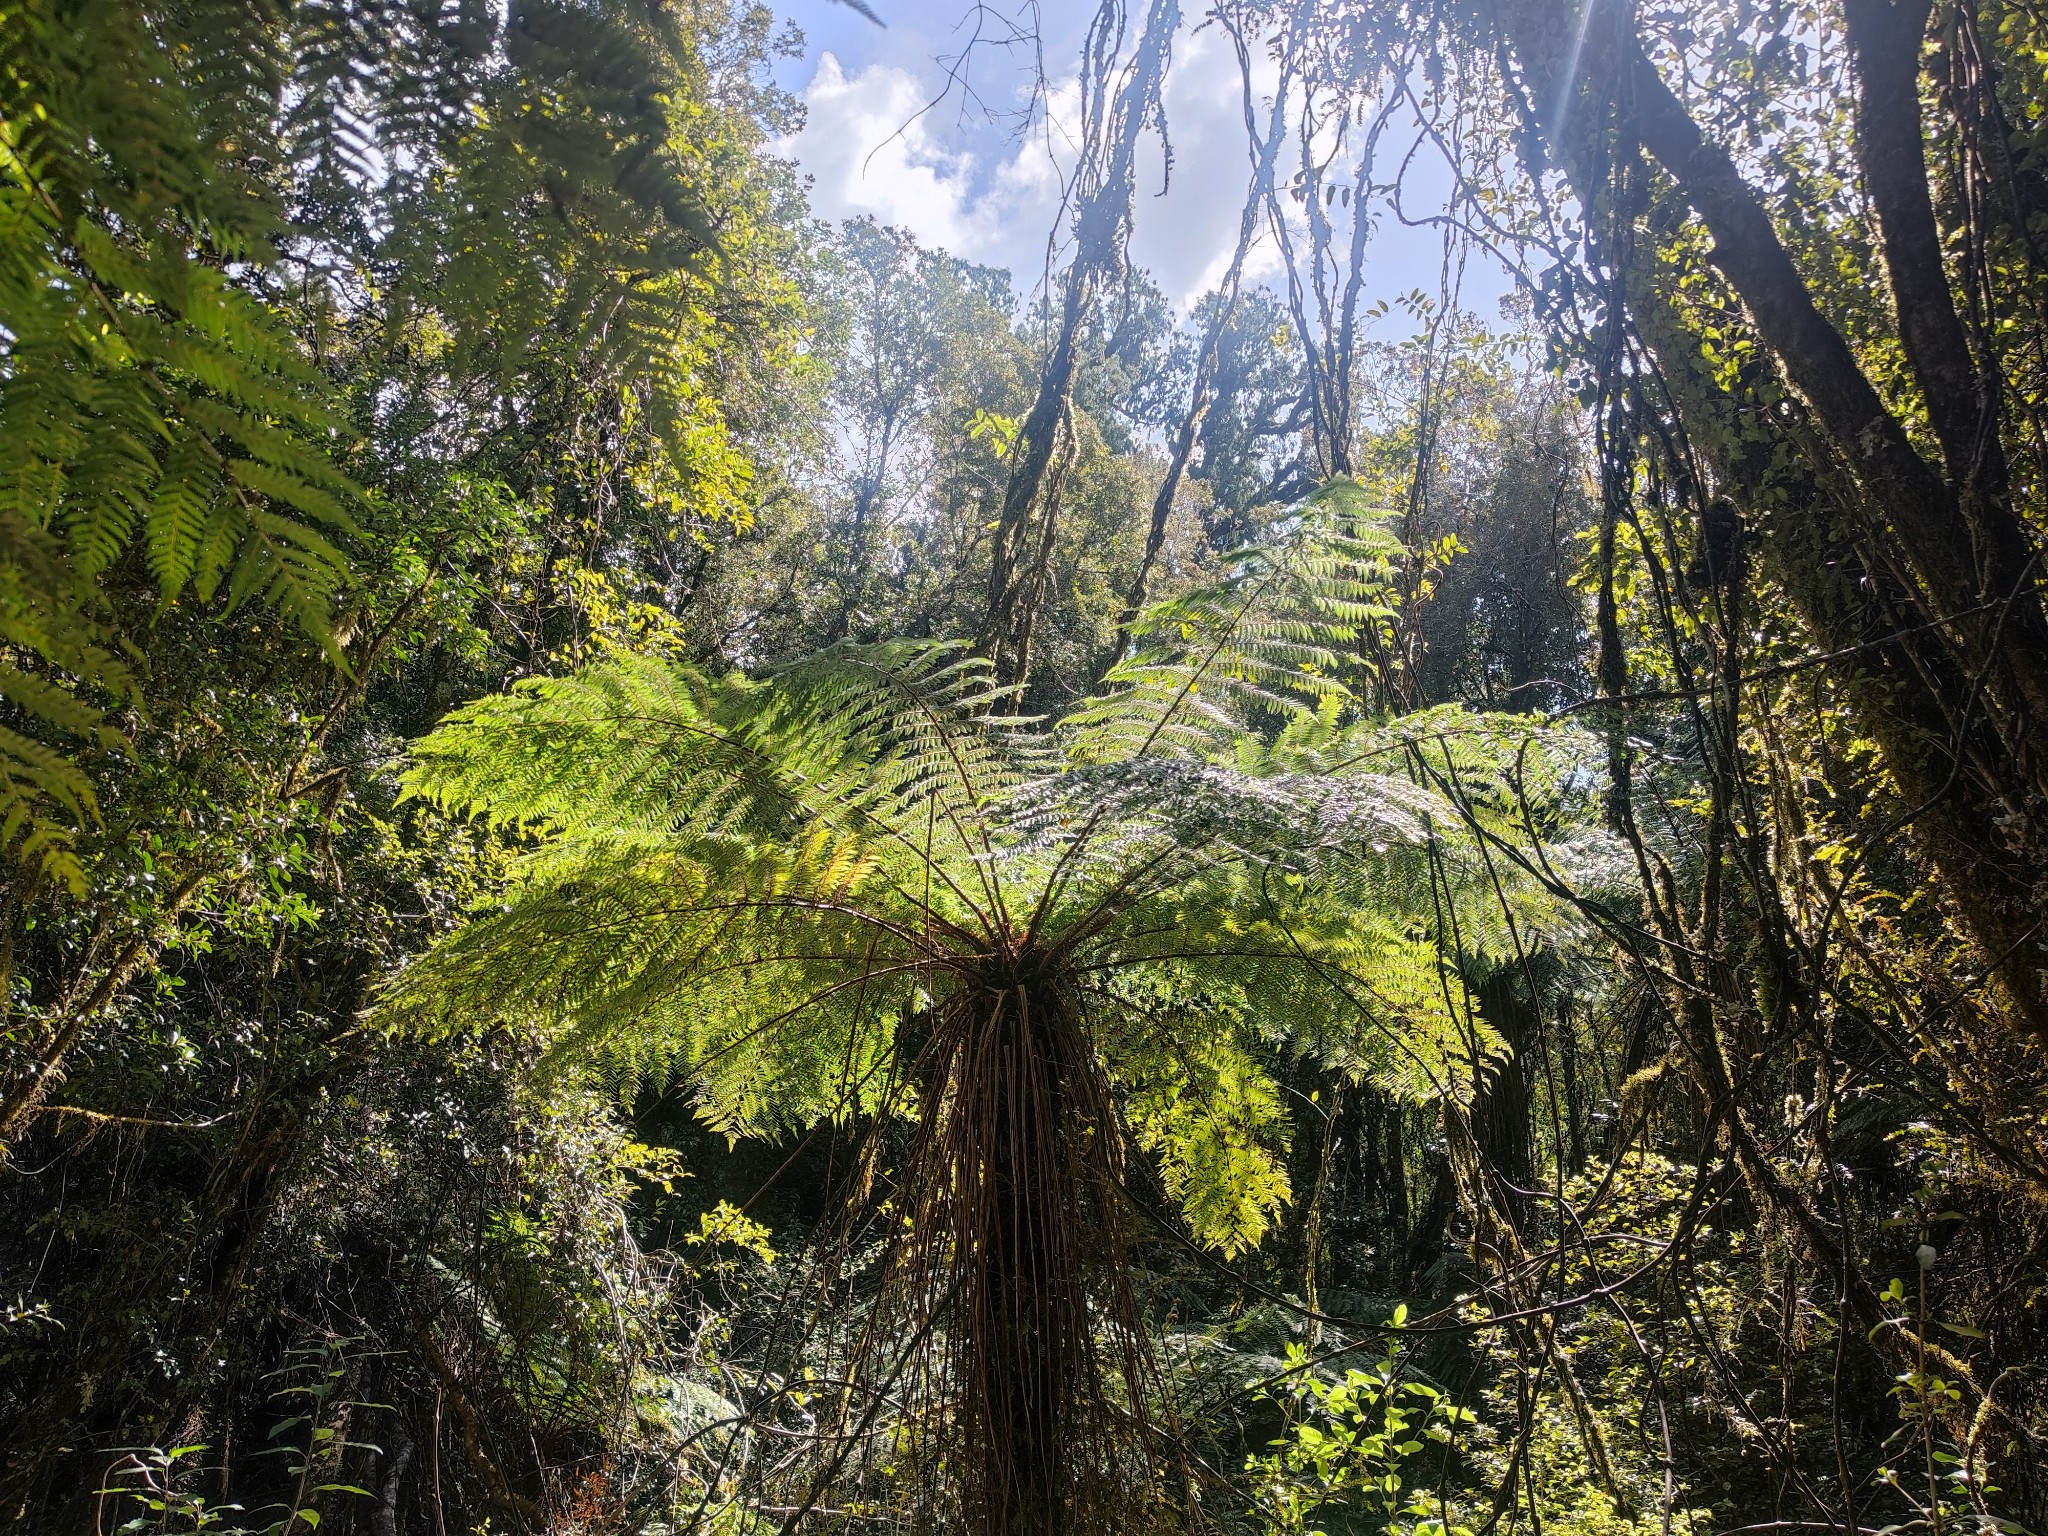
[
  {"x1": 1626, "y1": 253, "x2": 2048, "y2": 1037},
  {"x1": 1842, "y1": 0, "x2": 2007, "y2": 511},
  {"x1": 1488, "y1": 0, "x2": 2048, "y2": 768},
  {"x1": 1472, "y1": 0, "x2": 2048, "y2": 1038}
]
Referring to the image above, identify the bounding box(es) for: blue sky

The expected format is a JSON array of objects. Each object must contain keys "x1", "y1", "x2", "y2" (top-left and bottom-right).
[{"x1": 768, "y1": 0, "x2": 1515, "y2": 324}]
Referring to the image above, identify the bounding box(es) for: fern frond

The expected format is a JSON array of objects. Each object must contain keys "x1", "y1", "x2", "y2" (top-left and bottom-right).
[
  {"x1": 391, "y1": 595, "x2": 1602, "y2": 1263},
  {"x1": 382, "y1": 829, "x2": 921, "y2": 1136},
  {"x1": 402, "y1": 655, "x2": 793, "y2": 842},
  {"x1": 1105, "y1": 1002, "x2": 1292, "y2": 1257},
  {"x1": 1066, "y1": 478, "x2": 1401, "y2": 764}
]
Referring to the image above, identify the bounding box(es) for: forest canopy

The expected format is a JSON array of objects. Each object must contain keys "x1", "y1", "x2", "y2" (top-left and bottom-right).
[{"x1": 3, "y1": 0, "x2": 2047, "y2": 1534}]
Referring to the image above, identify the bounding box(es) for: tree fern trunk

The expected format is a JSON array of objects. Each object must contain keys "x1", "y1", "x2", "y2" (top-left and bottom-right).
[
  {"x1": 978, "y1": 984, "x2": 1073, "y2": 1536},
  {"x1": 1470, "y1": 966, "x2": 1537, "y2": 1227},
  {"x1": 909, "y1": 971, "x2": 1147, "y2": 1536}
]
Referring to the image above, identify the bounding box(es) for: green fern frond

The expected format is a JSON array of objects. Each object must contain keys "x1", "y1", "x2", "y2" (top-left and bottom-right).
[
  {"x1": 1066, "y1": 478, "x2": 1401, "y2": 765},
  {"x1": 1107, "y1": 1005, "x2": 1293, "y2": 1256},
  {"x1": 0, "y1": 520, "x2": 129, "y2": 891},
  {"x1": 381, "y1": 828, "x2": 916, "y2": 1135},
  {"x1": 390, "y1": 600, "x2": 1590, "y2": 1249},
  {"x1": 403, "y1": 655, "x2": 793, "y2": 843}
]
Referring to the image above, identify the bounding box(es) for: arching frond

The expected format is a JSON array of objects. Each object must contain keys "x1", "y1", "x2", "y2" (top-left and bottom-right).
[
  {"x1": 381, "y1": 828, "x2": 920, "y2": 1136},
  {"x1": 1105, "y1": 999, "x2": 1293, "y2": 1258},
  {"x1": 403, "y1": 657, "x2": 792, "y2": 844},
  {"x1": 1267, "y1": 704, "x2": 1628, "y2": 959},
  {"x1": 0, "y1": 517, "x2": 130, "y2": 890},
  {"x1": 1065, "y1": 478, "x2": 1401, "y2": 765},
  {"x1": 763, "y1": 641, "x2": 1050, "y2": 907}
]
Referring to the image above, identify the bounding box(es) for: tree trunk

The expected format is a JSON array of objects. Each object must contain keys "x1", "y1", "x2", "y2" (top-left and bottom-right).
[
  {"x1": 1108, "y1": 25, "x2": 1290, "y2": 676},
  {"x1": 1469, "y1": 965, "x2": 1537, "y2": 1226},
  {"x1": 905, "y1": 971, "x2": 1147, "y2": 1536},
  {"x1": 981, "y1": 0, "x2": 1178, "y2": 685},
  {"x1": 1471, "y1": 0, "x2": 2048, "y2": 1042}
]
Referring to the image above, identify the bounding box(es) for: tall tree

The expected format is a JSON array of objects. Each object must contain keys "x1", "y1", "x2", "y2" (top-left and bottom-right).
[
  {"x1": 1454, "y1": 0, "x2": 2048, "y2": 1039},
  {"x1": 1114, "y1": 7, "x2": 1295, "y2": 660},
  {"x1": 980, "y1": 0, "x2": 1179, "y2": 686},
  {"x1": 821, "y1": 219, "x2": 1022, "y2": 643}
]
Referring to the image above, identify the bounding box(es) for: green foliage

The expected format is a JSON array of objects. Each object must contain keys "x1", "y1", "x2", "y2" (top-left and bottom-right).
[
  {"x1": 1248, "y1": 1331, "x2": 1479, "y2": 1536},
  {"x1": 389, "y1": 498, "x2": 1594, "y2": 1256},
  {"x1": 94, "y1": 1445, "x2": 248, "y2": 1534},
  {"x1": 23, "y1": 3, "x2": 2048, "y2": 1530},
  {"x1": 0, "y1": 0, "x2": 781, "y2": 889},
  {"x1": 89, "y1": 1342, "x2": 380, "y2": 1534},
  {"x1": 0, "y1": 4, "x2": 804, "y2": 1524},
  {"x1": 377, "y1": 499, "x2": 1591, "y2": 1532},
  {"x1": 0, "y1": 0, "x2": 359, "y2": 885},
  {"x1": 1066, "y1": 478, "x2": 1403, "y2": 762}
]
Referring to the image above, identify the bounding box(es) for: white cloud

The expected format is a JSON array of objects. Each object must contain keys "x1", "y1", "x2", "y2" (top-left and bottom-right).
[
  {"x1": 775, "y1": 52, "x2": 1072, "y2": 292},
  {"x1": 774, "y1": 12, "x2": 1510, "y2": 323},
  {"x1": 776, "y1": 22, "x2": 1273, "y2": 311},
  {"x1": 1127, "y1": 19, "x2": 1285, "y2": 307}
]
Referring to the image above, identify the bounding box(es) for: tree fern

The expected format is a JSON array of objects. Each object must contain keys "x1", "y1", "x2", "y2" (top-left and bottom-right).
[{"x1": 384, "y1": 494, "x2": 1608, "y2": 1536}]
